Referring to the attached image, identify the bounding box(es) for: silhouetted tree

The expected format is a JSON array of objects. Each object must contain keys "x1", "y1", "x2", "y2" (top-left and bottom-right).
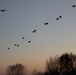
[
  {"x1": 59, "y1": 53, "x2": 76, "y2": 75},
  {"x1": 44, "y1": 53, "x2": 76, "y2": 75},
  {"x1": 45, "y1": 56, "x2": 60, "y2": 75},
  {"x1": 32, "y1": 69, "x2": 43, "y2": 75},
  {"x1": 6, "y1": 63, "x2": 27, "y2": 75}
]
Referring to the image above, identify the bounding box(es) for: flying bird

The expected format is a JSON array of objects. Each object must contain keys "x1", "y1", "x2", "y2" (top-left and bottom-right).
[
  {"x1": 59, "y1": 16, "x2": 62, "y2": 18},
  {"x1": 14, "y1": 44, "x2": 16, "y2": 46},
  {"x1": 22, "y1": 37, "x2": 25, "y2": 39},
  {"x1": 72, "y1": 5, "x2": 76, "y2": 8},
  {"x1": 7, "y1": 47, "x2": 10, "y2": 49},
  {"x1": 32, "y1": 30, "x2": 37, "y2": 33},
  {"x1": 17, "y1": 45, "x2": 19, "y2": 47},
  {"x1": 44, "y1": 23, "x2": 49, "y2": 25},
  {"x1": 0, "y1": 9, "x2": 7, "y2": 12},
  {"x1": 56, "y1": 18, "x2": 59, "y2": 20},
  {"x1": 28, "y1": 41, "x2": 31, "y2": 43}
]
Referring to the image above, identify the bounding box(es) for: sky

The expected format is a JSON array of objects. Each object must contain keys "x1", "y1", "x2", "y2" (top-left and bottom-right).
[{"x1": 0, "y1": 0, "x2": 76, "y2": 75}]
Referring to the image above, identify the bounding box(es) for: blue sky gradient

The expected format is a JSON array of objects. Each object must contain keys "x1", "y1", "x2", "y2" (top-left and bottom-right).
[{"x1": 0, "y1": 0, "x2": 76, "y2": 75}]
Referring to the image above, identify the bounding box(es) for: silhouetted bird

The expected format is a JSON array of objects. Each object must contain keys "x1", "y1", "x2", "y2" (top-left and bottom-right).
[
  {"x1": 44, "y1": 23, "x2": 49, "y2": 25},
  {"x1": 7, "y1": 47, "x2": 10, "y2": 49},
  {"x1": 56, "y1": 18, "x2": 59, "y2": 20},
  {"x1": 22, "y1": 37, "x2": 25, "y2": 39},
  {"x1": 17, "y1": 45, "x2": 19, "y2": 47},
  {"x1": 72, "y1": 5, "x2": 76, "y2": 8},
  {"x1": 33, "y1": 30, "x2": 37, "y2": 33},
  {"x1": 14, "y1": 44, "x2": 16, "y2": 46},
  {"x1": 28, "y1": 41, "x2": 31, "y2": 43},
  {"x1": 59, "y1": 16, "x2": 62, "y2": 18},
  {"x1": 0, "y1": 9, "x2": 7, "y2": 12}
]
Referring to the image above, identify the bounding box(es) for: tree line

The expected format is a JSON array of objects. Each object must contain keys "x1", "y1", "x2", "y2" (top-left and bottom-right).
[{"x1": 6, "y1": 53, "x2": 76, "y2": 75}]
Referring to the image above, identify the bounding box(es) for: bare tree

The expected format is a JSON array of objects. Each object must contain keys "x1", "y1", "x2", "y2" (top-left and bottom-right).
[
  {"x1": 6, "y1": 63, "x2": 27, "y2": 75},
  {"x1": 45, "y1": 56, "x2": 60, "y2": 75},
  {"x1": 59, "y1": 53, "x2": 76, "y2": 75},
  {"x1": 32, "y1": 69, "x2": 43, "y2": 75},
  {"x1": 44, "y1": 53, "x2": 76, "y2": 75}
]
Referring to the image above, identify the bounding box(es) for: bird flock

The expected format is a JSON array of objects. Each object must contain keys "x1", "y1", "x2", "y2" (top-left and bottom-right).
[{"x1": 0, "y1": 4, "x2": 76, "y2": 50}]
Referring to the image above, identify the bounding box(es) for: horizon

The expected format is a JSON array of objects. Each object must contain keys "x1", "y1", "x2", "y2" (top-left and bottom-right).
[{"x1": 0, "y1": 0, "x2": 76, "y2": 75}]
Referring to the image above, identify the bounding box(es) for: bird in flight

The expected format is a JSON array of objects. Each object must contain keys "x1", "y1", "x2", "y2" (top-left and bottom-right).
[
  {"x1": 14, "y1": 44, "x2": 17, "y2": 46},
  {"x1": 56, "y1": 18, "x2": 59, "y2": 20},
  {"x1": 59, "y1": 16, "x2": 62, "y2": 18},
  {"x1": 28, "y1": 41, "x2": 31, "y2": 43},
  {"x1": 32, "y1": 30, "x2": 37, "y2": 33},
  {"x1": 7, "y1": 47, "x2": 10, "y2": 49},
  {"x1": 17, "y1": 45, "x2": 19, "y2": 47},
  {"x1": 44, "y1": 23, "x2": 49, "y2": 25},
  {"x1": 72, "y1": 5, "x2": 76, "y2": 8},
  {"x1": 22, "y1": 37, "x2": 25, "y2": 39},
  {"x1": 0, "y1": 9, "x2": 7, "y2": 12}
]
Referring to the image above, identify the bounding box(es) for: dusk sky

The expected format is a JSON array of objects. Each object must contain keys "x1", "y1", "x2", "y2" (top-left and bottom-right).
[{"x1": 0, "y1": 0, "x2": 76, "y2": 75}]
